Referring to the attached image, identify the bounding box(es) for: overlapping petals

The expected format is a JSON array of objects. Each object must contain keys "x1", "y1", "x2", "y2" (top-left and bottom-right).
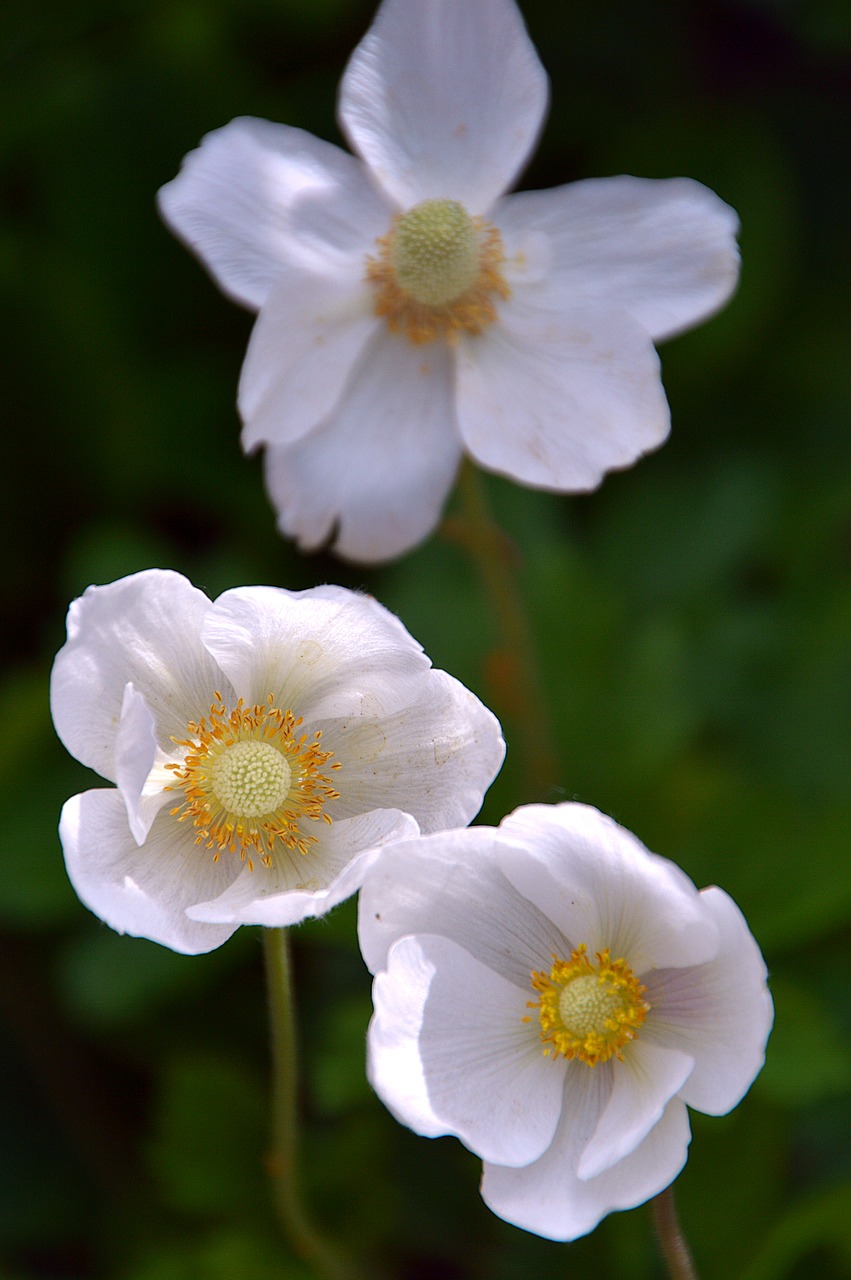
[
  {"x1": 158, "y1": 0, "x2": 741, "y2": 562},
  {"x1": 51, "y1": 570, "x2": 504, "y2": 953},
  {"x1": 358, "y1": 802, "x2": 772, "y2": 1241}
]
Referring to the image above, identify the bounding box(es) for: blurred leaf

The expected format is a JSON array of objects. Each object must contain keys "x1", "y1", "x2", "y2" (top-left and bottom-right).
[
  {"x1": 310, "y1": 989, "x2": 373, "y2": 1115},
  {"x1": 740, "y1": 1184, "x2": 851, "y2": 1280},
  {"x1": 124, "y1": 1225, "x2": 314, "y2": 1280},
  {"x1": 677, "y1": 1102, "x2": 786, "y2": 1273},
  {"x1": 56, "y1": 929, "x2": 244, "y2": 1028},
  {"x1": 146, "y1": 1052, "x2": 265, "y2": 1215},
  {"x1": 758, "y1": 976, "x2": 851, "y2": 1106},
  {"x1": 0, "y1": 669, "x2": 80, "y2": 928}
]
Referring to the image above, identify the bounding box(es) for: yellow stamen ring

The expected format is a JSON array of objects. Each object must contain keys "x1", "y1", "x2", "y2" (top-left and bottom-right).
[
  {"x1": 165, "y1": 693, "x2": 341, "y2": 871},
  {"x1": 526, "y1": 945, "x2": 649, "y2": 1067},
  {"x1": 366, "y1": 197, "x2": 510, "y2": 346}
]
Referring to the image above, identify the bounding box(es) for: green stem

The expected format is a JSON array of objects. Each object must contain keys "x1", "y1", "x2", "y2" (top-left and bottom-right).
[
  {"x1": 652, "y1": 1183, "x2": 700, "y2": 1280},
  {"x1": 263, "y1": 927, "x2": 363, "y2": 1280},
  {"x1": 448, "y1": 460, "x2": 560, "y2": 800}
]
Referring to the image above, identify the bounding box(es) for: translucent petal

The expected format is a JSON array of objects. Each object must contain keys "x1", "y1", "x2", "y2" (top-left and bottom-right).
[
  {"x1": 262, "y1": 332, "x2": 462, "y2": 561},
  {"x1": 50, "y1": 570, "x2": 226, "y2": 781},
  {"x1": 496, "y1": 175, "x2": 740, "y2": 342},
  {"x1": 315, "y1": 669, "x2": 504, "y2": 832},
  {"x1": 643, "y1": 886, "x2": 773, "y2": 1115},
  {"x1": 496, "y1": 804, "x2": 719, "y2": 971},
  {"x1": 481, "y1": 1090, "x2": 690, "y2": 1241},
  {"x1": 59, "y1": 790, "x2": 237, "y2": 954},
  {"x1": 186, "y1": 810, "x2": 419, "y2": 927},
  {"x1": 201, "y1": 584, "x2": 431, "y2": 723},
  {"x1": 368, "y1": 933, "x2": 564, "y2": 1166},
  {"x1": 456, "y1": 298, "x2": 669, "y2": 492},
  {"x1": 158, "y1": 117, "x2": 388, "y2": 310},
  {"x1": 339, "y1": 0, "x2": 548, "y2": 211}
]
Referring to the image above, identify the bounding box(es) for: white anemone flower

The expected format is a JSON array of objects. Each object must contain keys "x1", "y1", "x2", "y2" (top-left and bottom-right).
[
  {"x1": 359, "y1": 802, "x2": 772, "y2": 1241},
  {"x1": 158, "y1": 0, "x2": 740, "y2": 563},
  {"x1": 50, "y1": 569, "x2": 504, "y2": 955}
]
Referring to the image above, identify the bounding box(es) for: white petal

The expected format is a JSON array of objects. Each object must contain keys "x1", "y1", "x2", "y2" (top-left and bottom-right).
[
  {"x1": 319, "y1": 669, "x2": 504, "y2": 830},
  {"x1": 187, "y1": 810, "x2": 419, "y2": 927},
  {"x1": 238, "y1": 269, "x2": 380, "y2": 453},
  {"x1": 456, "y1": 297, "x2": 670, "y2": 491},
  {"x1": 262, "y1": 332, "x2": 462, "y2": 562},
  {"x1": 201, "y1": 584, "x2": 431, "y2": 724},
  {"x1": 358, "y1": 827, "x2": 567, "y2": 985},
  {"x1": 496, "y1": 804, "x2": 719, "y2": 971},
  {"x1": 496, "y1": 176, "x2": 740, "y2": 343},
  {"x1": 60, "y1": 790, "x2": 238, "y2": 954},
  {"x1": 368, "y1": 933, "x2": 565, "y2": 1167},
  {"x1": 158, "y1": 117, "x2": 389, "y2": 311},
  {"x1": 481, "y1": 1088, "x2": 690, "y2": 1242},
  {"x1": 50, "y1": 570, "x2": 226, "y2": 781},
  {"x1": 339, "y1": 0, "x2": 548, "y2": 211},
  {"x1": 642, "y1": 887, "x2": 773, "y2": 1115},
  {"x1": 579, "y1": 1042, "x2": 694, "y2": 1180},
  {"x1": 114, "y1": 683, "x2": 168, "y2": 845}
]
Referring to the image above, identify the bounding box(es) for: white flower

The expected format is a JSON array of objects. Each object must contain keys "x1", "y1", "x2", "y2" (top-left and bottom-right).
[
  {"x1": 358, "y1": 802, "x2": 772, "y2": 1241},
  {"x1": 50, "y1": 570, "x2": 504, "y2": 954},
  {"x1": 158, "y1": 0, "x2": 740, "y2": 564}
]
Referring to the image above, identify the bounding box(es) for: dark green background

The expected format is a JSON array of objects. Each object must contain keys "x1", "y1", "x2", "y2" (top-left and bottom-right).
[{"x1": 1, "y1": 1, "x2": 849, "y2": 1276}]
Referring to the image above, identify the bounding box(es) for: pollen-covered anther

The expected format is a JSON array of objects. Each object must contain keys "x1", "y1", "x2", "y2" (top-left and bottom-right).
[
  {"x1": 527, "y1": 945, "x2": 649, "y2": 1067},
  {"x1": 164, "y1": 693, "x2": 341, "y2": 870},
  {"x1": 366, "y1": 197, "x2": 510, "y2": 345}
]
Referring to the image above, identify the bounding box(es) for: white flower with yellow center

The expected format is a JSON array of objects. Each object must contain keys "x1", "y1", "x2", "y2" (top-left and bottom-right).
[
  {"x1": 157, "y1": 0, "x2": 741, "y2": 563},
  {"x1": 50, "y1": 570, "x2": 504, "y2": 954},
  {"x1": 358, "y1": 803, "x2": 772, "y2": 1241}
]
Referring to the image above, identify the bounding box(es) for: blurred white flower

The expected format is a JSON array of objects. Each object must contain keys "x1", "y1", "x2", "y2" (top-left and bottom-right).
[
  {"x1": 158, "y1": 0, "x2": 740, "y2": 563},
  {"x1": 359, "y1": 802, "x2": 772, "y2": 1241},
  {"x1": 51, "y1": 570, "x2": 504, "y2": 954}
]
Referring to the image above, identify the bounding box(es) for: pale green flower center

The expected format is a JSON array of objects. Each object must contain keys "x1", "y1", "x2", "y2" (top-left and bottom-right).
[
  {"x1": 390, "y1": 199, "x2": 480, "y2": 307},
  {"x1": 527, "y1": 945, "x2": 650, "y2": 1067},
  {"x1": 209, "y1": 739, "x2": 291, "y2": 818},
  {"x1": 165, "y1": 694, "x2": 341, "y2": 868},
  {"x1": 557, "y1": 974, "x2": 627, "y2": 1038}
]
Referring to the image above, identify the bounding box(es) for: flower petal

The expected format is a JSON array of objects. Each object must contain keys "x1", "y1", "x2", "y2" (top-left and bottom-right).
[
  {"x1": 262, "y1": 330, "x2": 462, "y2": 561},
  {"x1": 238, "y1": 269, "x2": 380, "y2": 454},
  {"x1": 455, "y1": 298, "x2": 670, "y2": 491},
  {"x1": 481, "y1": 1088, "x2": 690, "y2": 1242},
  {"x1": 114, "y1": 683, "x2": 168, "y2": 845},
  {"x1": 368, "y1": 933, "x2": 565, "y2": 1166},
  {"x1": 186, "y1": 809, "x2": 418, "y2": 927},
  {"x1": 496, "y1": 176, "x2": 740, "y2": 343},
  {"x1": 496, "y1": 804, "x2": 719, "y2": 971},
  {"x1": 358, "y1": 828, "x2": 567, "y2": 986},
  {"x1": 50, "y1": 570, "x2": 226, "y2": 781},
  {"x1": 578, "y1": 1041, "x2": 695, "y2": 1180},
  {"x1": 643, "y1": 886, "x2": 773, "y2": 1115},
  {"x1": 339, "y1": 0, "x2": 548, "y2": 211},
  {"x1": 201, "y1": 584, "x2": 431, "y2": 724},
  {"x1": 60, "y1": 790, "x2": 238, "y2": 954},
  {"x1": 319, "y1": 669, "x2": 504, "y2": 830},
  {"x1": 158, "y1": 117, "x2": 388, "y2": 311}
]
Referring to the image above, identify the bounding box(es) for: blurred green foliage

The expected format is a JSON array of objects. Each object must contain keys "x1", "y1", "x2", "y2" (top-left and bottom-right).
[{"x1": 1, "y1": 0, "x2": 849, "y2": 1276}]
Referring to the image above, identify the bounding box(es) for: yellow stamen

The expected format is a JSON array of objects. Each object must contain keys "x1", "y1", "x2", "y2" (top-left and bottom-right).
[
  {"x1": 165, "y1": 692, "x2": 341, "y2": 868},
  {"x1": 366, "y1": 197, "x2": 510, "y2": 345},
  {"x1": 525, "y1": 945, "x2": 649, "y2": 1067}
]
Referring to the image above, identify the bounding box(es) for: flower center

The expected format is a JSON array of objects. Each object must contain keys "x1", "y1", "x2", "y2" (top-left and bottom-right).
[
  {"x1": 391, "y1": 199, "x2": 480, "y2": 306},
  {"x1": 208, "y1": 740, "x2": 291, "y2": 817},
  {"x1": 366, "y1": 197, "x2": 510, "y2": 345},
  {"x1": 165, "y1": 693, "x2": 341, "y2": 870},
  {"x1": 527, "y1": 945, "x2": 649, "y2": 1067}
]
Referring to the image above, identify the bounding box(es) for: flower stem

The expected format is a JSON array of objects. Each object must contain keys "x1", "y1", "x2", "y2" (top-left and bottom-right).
[
  {"x1": 447, "y1": 460, "x2": 560, "y2": 800},
  {"x1": 652, "y1": 1183, "x2": 700, "y2": 1280},
  {"x1": 263, "y1": 926, "x2": 362, "y2": 1280}
]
